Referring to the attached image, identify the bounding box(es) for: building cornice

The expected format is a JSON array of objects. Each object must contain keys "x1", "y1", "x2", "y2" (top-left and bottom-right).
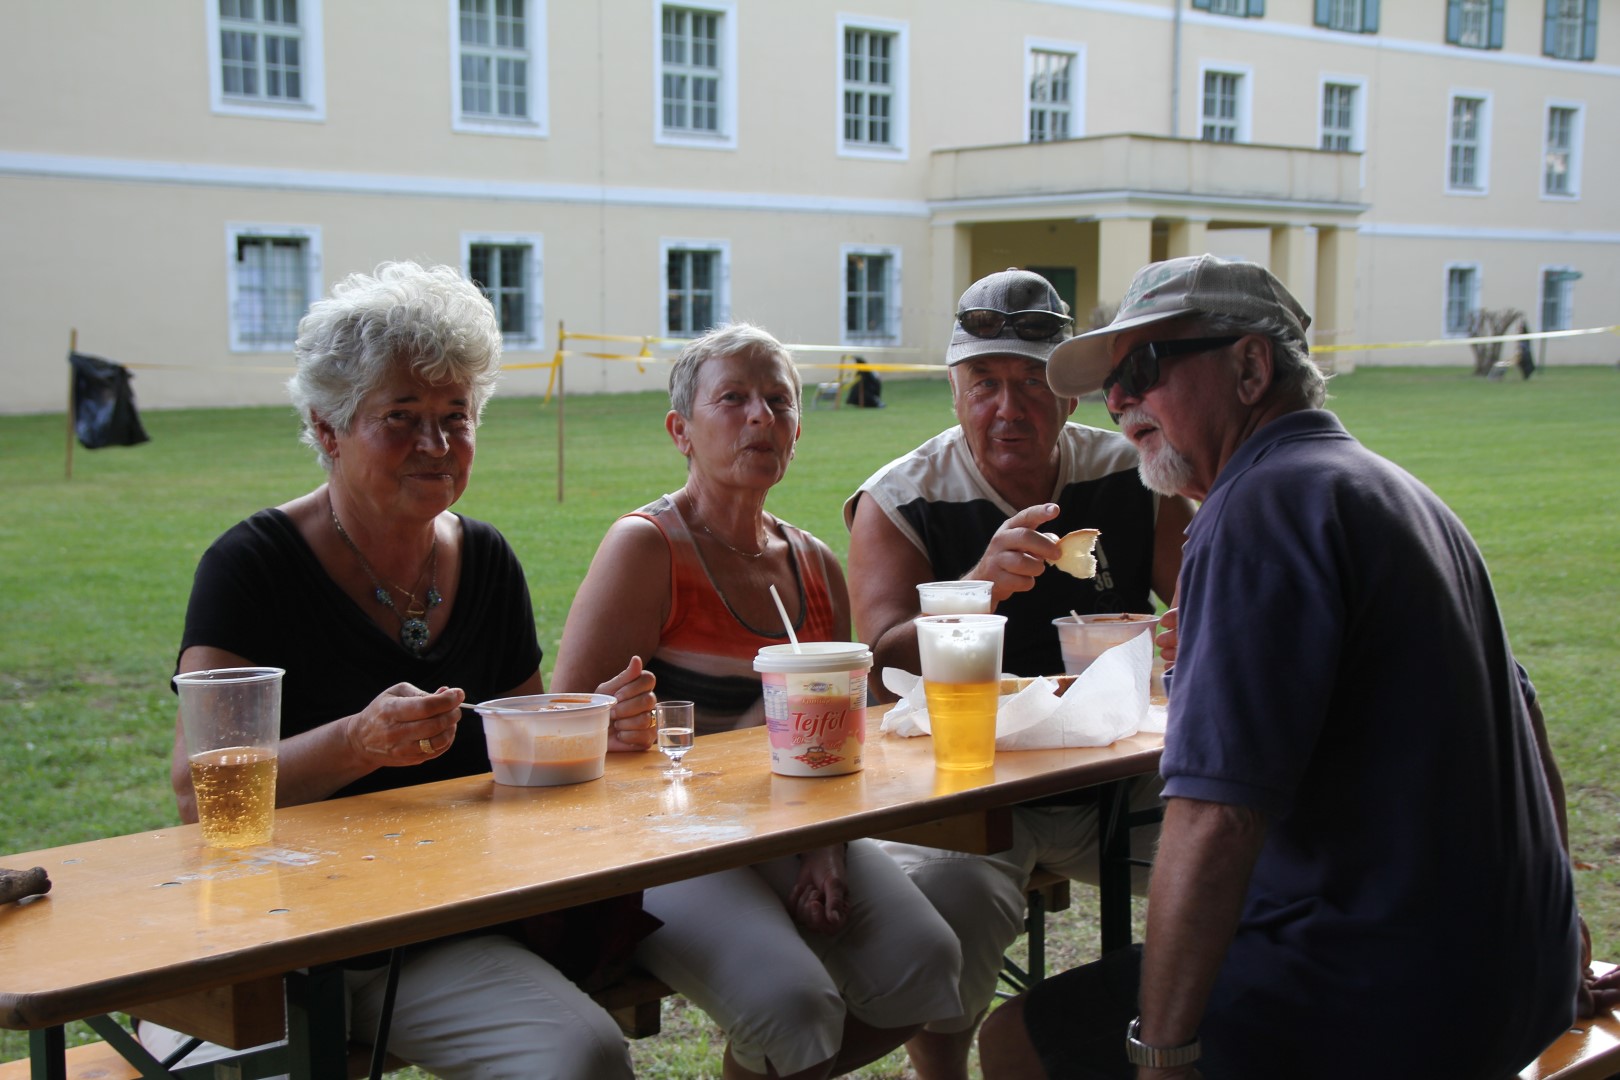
[
  {"x1": 0, "y1": 151, "x2": 930, "y2": 219},
  {"x1": 928, "y1": 188, "x2": 1369, "y2": 218}
]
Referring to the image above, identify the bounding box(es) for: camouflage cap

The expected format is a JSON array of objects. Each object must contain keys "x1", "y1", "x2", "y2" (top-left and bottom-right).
[
  {"x1": 947, "y1": 268, "x2": 1072, "y2": 366},
  {"x1": 1046, "y1": 254, "x2": 1311, "y2": 397}
]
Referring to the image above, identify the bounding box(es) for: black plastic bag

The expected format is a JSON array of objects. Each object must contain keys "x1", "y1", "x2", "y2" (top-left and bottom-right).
[{"x1": 69, "y1": 352, "x2": 150, "y2": 449}]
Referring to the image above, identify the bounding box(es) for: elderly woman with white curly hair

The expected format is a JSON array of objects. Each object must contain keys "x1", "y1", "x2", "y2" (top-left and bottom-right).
[{"x1": 142, "y1": 261, "x2": 655, "y2": 1079}]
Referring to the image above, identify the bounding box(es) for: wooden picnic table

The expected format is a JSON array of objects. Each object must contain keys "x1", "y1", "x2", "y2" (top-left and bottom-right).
[{"x1": 1, "y1": 710, "x2": 1162, "y2": 1079}]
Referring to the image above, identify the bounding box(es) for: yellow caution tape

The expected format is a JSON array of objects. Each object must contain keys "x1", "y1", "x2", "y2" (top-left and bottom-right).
[{"x1": 1315, "y1": 325, "x2": 1617, "y2": 353}]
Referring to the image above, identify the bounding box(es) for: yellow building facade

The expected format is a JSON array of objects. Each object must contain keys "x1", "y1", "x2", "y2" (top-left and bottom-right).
[{"x1": 1, "y1": 0, "x2": 1614, "y2": 412}]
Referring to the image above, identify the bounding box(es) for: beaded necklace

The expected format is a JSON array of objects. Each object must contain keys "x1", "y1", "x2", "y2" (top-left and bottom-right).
[{"x1": 331, "y1": 507, "x2": 442, "y2": 655}]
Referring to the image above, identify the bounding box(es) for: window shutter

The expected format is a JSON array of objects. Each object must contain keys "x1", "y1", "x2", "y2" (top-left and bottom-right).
[
  {"x1": 1544, "y1": 0, "x2": 1559, "y2": 55},
  {"x1": 1582, "y1": 0, "x2": 1598, "y2": 59},
  {"x1": 1248, "y1": 0, "x2": 1265, "y2": 16},
  {"x1": 1362, "y1": 0, "x2": 1380, "y2": 32},
  {"x1": 1315, "y1": 0, "x2": 1332, "y2": 27},
  {"x1": 1192, "y1": 0, "x2": 1211, "y2": 9},
  {"x1": 1446, "y1": 0, "x2": 1462, "y2": 43},
  {"x1": 1489, "y1": 0, "x2": 1505, "y2": 48}
]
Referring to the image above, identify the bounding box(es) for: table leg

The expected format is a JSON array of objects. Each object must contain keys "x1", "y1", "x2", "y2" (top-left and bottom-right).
[
  {"x1": 1097, "y1": 779, "x2": 1164, "y2": 954},
  {"x1": 285, "y1": 967, "x2": 349, "y2": 1080},
  {"x1": 1098, "y1": 781, "x2": 1129, "y2": 954},
  {"x1": 27, "y1": 1027, "x2": 64, "y2": 1080}
]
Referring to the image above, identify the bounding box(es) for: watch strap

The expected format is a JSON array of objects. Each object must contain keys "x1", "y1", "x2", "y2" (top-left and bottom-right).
[{"x1": 1124, "y1": 1017, "x2": 1201, "y2": 1068}]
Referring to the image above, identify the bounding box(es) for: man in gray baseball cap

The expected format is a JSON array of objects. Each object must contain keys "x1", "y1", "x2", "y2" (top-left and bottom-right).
[
  {"x1": 843, "y1": 268, "x2": 1192, "y2": 1079},
  {"x1": 979, "y1": 254, "x2": 1586, "y2": 1078}
]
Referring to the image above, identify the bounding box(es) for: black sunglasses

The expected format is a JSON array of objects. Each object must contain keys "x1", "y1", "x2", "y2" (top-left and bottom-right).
[
  {"x1": 1102, "y1": 336, "x2": 1241, "y2": 398},
  {"x1": 957, "y1": 307, "x2": 1073, "y2": 342}
]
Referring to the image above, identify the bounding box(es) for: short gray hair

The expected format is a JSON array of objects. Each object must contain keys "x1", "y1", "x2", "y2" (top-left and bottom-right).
[
  {"x1": 1198, "y1": 312, "x2": 1329, "y2": 409},
  {"x1": 668, "y1": 322, "x2": 801, "y2": 417},
  {"x1": 288, "y1": 261, "x2": 503, "y2": 469}
]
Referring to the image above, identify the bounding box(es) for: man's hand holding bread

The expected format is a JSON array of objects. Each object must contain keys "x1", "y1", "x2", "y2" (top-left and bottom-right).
[{"x1": 963, "y1": 503, "x2": 1099, "y2": 603}]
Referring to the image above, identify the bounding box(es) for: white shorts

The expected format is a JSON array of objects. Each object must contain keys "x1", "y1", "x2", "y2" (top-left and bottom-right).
[
  {"x1": 139, "y1": 932, "x2": 632, "y2": 1080},
  {"x1": 878, "y1": 775, "x2": 1162, "y2": 1034},
  {"x1": 634, "y1": 838, "x2": 963, "y2": 1075}
]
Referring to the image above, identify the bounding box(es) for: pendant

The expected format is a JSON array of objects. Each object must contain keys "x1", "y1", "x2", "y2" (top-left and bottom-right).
[{"x1": 401, "y1": 617, "x2": 431, "y2": 655}]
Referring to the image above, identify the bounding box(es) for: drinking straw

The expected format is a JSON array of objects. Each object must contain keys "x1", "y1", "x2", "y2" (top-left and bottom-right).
[{"x1": 769, "y1": 584, "x2": 802, "y2": 653}]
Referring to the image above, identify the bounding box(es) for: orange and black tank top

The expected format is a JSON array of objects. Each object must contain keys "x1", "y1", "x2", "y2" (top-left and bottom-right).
[{"x1": 630, "y1": 494, "x2": 839, "y2": 736}]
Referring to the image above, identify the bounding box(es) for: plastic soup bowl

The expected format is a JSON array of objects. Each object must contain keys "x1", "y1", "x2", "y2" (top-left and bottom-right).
[
  {"x1": 472, "y1": 693, "x2": 614, "y2": 786},
  {"x1": 1052, "y1": 613, "x2": 1161, "y2": 676}
]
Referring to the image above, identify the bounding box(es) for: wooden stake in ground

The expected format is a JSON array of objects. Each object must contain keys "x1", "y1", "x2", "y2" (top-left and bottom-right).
[
  {"x1": 0, "y1": 865, "x2": 51, "y2": 904},
  {"x1": 65, "y1": 327, "x2": 78, "y2": 480}
]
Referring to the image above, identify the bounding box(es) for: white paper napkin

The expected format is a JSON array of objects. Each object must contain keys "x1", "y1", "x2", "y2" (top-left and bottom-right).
[{"x1": 880, "y1": 631, "x2": 1154, "y2": 749}]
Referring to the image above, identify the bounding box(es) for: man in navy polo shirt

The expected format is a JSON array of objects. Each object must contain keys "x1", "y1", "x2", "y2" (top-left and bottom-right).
[{"x1": 979, "y1": 255, "x2": 1587, "y2": 1079}]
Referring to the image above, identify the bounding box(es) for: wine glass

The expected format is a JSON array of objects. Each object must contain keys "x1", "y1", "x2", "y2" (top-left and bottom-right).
[{"x1": 655, "y1": 701, "x2": 696, "y2": 779}]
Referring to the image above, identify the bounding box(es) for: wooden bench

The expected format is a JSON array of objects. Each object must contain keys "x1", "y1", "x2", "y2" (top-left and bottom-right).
[
  {"x1": 0, "y1": 1040, "x2": 141, "y2": 1080},
  {"x1": 997, "y1": 866, "x2": 1072, "y2": 995}
]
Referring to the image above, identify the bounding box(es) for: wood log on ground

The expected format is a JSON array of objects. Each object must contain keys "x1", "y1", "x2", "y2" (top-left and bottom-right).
[{"x1": 0, "y1": 866, "x2": 51, "y2": 904}]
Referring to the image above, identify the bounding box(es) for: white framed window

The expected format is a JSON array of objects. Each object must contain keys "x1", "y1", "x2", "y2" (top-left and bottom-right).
[
  {"x1": 1542, "y1": 102, "x2": 1583, "y2": 197},
  {"x1": 837, "y1": 16, "x2": 908, "y2": 160},
  {"x1": 661, "y1": 239, "x2": 731, "y2": 338},
  {"x1": 1316, "y1": 0, "x2": 1379, "y2": 33},
  {"x1": 452, "y1": 0, "x2": 548, "y2": 137},
  {"x1": 1544, "y1": 0, "x2": 1598, "y2": 61},
  {"x1": 206, "y1": 0, "x2": 326, "y2": 121},
  {"x1": 1026, "y1": 41, "x2": 1085, "y2": 144},
  {"x1": 1199, "y1": 64, "x2": 1252, "y2": 143},
  {"x1": 227, "y1": 224, "x2": 321, "y2": 352},
  {"x1": 1319, "y1": 78, "x2": 1364, "y2": 152},
  {"x1": 841, "y1": 245, "x2": 902, "y2": 346},
  {"x1": 1446, "y1": 91, "x2": 1491, "y2": 195},
  {"x1": 1197, "y1": 0, "x2": 1265, "y2": 15},
  {"x1": 1443, "y1": 263, "x2": 1480, "y2": 337},
  {"x1": 656, "y1": 3, "x2": 737, "y2": 149},
  {"x1": 462, "y1": 233, "x2": 543, "y2": 348},
  {"x1": 1540, "y1": 267, "x2": 1577, "y2": 331}
]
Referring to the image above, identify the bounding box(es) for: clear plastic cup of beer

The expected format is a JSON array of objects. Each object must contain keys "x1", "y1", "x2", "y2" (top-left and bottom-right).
[
  {"x1": 173, "y1": 667, "x2": 284, "y2": 848},
  {"x1": 914, "y1": 614, "x2": 1006, "y2": 771},
  {"x1": 916, "y1": 580, "x2": 994, "y2": 615}
]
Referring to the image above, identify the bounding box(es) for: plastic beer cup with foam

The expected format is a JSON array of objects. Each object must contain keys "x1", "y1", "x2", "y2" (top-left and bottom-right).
[
  {"x1": 915, "y1": 614, "x2": 1006, "y2": 771},
  {"x1": 173, "y1": 667, "x2": 284, "y2": 848},
  {"x1": 916, "y1": 580, "x2": 994, "y2": 615}
]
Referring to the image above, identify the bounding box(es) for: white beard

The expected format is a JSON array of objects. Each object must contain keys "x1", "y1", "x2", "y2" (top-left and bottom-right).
[
  {"x1": 1139, "y1": 445, "x2": 1195, "y2": 497},
  {"x1": 1118, "y1": 407, "x2": 1195, "y2": 496}
]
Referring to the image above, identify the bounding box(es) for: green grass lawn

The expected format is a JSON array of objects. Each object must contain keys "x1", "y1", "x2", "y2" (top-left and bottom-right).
[{"x1": 2, "y1": 366, "x2": 1616, "y2": 1076}]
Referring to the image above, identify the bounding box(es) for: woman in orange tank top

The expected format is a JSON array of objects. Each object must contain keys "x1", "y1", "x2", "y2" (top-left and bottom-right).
[{"x1": 553, "y1": 324, "x2": 961, "y2": 1080}]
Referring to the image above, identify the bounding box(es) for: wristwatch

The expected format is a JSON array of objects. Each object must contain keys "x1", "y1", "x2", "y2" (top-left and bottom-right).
[{"x1": 1125, "y1": 1017, "x2": 1201, "y2": 1068}]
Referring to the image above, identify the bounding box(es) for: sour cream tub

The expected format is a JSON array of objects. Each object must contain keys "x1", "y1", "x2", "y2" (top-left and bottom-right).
[{"x1": 754, "y1": 642, "x2": 873, "y2": 776}]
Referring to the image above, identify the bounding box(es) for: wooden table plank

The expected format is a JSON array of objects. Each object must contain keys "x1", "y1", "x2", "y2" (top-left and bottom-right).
[{"x1": 1, "y1": 716, "x2": 1161, "y2": 1031}]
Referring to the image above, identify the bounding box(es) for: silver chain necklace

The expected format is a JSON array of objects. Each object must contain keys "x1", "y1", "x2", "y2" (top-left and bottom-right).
[
  {"x1": 331, "y1": 507, "x2": 442, "y2": 655},
  {"x1": 682, "y1": 492, "x2": 767, "y2": 559}
]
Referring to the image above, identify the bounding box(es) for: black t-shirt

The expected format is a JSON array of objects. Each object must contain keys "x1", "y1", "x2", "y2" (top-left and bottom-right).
[
  {"x1": 179, "y1": 508, "x2": 542, "y2": 799},
  {"x1": 847, "y1": 424, "x2": 1158, "y2": 676}
]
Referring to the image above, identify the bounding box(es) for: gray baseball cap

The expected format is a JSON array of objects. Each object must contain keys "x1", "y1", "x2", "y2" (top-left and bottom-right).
[
  {"x1": 1046, "y1": 254, "x2": 1311, "y2": 397},
  {"x1": 946, "y1": 268, "x2": 1073, "y2": 366}
]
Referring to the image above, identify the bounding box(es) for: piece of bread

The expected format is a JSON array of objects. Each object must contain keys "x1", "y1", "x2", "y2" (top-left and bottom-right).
[
  {"x1": 1042, "y1": 528, "x2": 1100, "y2": 580},
  {"x1": 1000, "y1": 674, "x2": 1078, "y2": 695}
]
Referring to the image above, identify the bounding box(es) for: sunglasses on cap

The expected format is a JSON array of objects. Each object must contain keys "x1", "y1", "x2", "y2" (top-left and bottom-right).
[
  {"x1": 1102, "y1": 336, "x2": 1241, "y2": 399},
  {"x1": 956, "y1": 307, "x2": 1073, "y2": 342}
]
